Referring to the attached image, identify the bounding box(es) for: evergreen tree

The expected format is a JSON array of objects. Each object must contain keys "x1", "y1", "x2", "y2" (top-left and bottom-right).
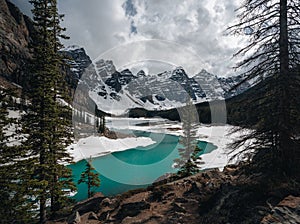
[
  {"x1": 19, "y1": 0, "x2": 76, "y2": 222},
  {"x1": 177, "y1": 145, "x2": 203, "y2": 178},
  {"x1": 174, "y1": 97, "x2": 203, "y2": 178},
  {"x1": 100, "y1": 116, "x2": 106, "y2": 134},
  {"x1": 47, "y1": 0, "x2": 75, "y2": 217},
  {"x1": 0, "y1": 87, "x2": 35, "y2": 223},
  {"x1": 78, "y1": 158, "x2": 101, "y2": 198},
  {"x1": 228, "y1": 0, "x2": 300, "y2": 174},
  {"x1": 95, "y1": 115, "x2": 106, "y2": 134}
]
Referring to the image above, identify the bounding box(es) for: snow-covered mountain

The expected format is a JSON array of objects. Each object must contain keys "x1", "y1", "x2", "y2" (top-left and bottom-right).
[{"x1": 62, "y1": 46, "x2": 251, "y2": 115}]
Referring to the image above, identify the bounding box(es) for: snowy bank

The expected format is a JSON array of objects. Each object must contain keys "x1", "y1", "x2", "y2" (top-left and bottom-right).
[
  {"x1": 106, "y1": 117, "x2": 246, "y2": 171},
  {"x1": 68, "y1": 136, "x2": 156, "y2": 162}
]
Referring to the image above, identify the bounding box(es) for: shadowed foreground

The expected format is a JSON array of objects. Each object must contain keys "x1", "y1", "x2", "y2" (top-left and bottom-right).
[{"x1": 47, "y1": 162, "x2": 300, "y2": 224}]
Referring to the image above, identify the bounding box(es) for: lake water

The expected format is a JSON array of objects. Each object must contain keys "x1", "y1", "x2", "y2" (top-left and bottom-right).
[{"x1": 68, "y1": 130, "x2": 217, "y2": 201}]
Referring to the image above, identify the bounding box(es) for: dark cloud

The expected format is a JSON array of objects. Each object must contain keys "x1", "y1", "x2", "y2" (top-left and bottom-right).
[{"x1": 122, "y1": 0, "x2": 137, "y2": 17}]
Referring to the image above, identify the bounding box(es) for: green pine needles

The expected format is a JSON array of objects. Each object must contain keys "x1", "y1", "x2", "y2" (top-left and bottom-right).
[
  {"x1": 78, "y1": 157, "x2": 101, "y2": 198},
  {"x1": 0, "y1": 87, "x2": 36, "y2": 223},
  {"x1": 174, "y1": 97, "x2": 204, "y2": 178},
  {"x1": 12, "y1": 0, "x2": 77, "y2": 222}
]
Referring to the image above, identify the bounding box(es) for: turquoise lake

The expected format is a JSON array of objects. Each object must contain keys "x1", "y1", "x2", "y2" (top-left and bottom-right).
[{"x1": 68, "y1": 130, "x2": 217, "y2": 201}]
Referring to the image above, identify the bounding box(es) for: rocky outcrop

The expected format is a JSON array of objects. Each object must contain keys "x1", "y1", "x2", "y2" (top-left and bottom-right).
[
  {"x1": 72, "y1": 192, "x2": 105, "y2": 215},
  {"x1": 105, "y1": 69, "x2": 137, "y2": 93},
  {"x1": 261, "y1": 195, "x2": 300, "y2": 224},
  {"x1": 0, "y1": 0, "x2": 32, "y2": 84},
  {"x1": 67, "y1": 211, "x2": 81, "y2": 224},
  {"x1": 88, "y1": 57, "x2": 252, "y2": 115},
  {"x1": 47, "y1": 164, "x2": 300, "y2": 224},
  {"x1": 0, "y1": 1, "x2": 92, "y2": 93},
  {"x1": 60, "y1": 46, "x2": 93, "y2": 89}
]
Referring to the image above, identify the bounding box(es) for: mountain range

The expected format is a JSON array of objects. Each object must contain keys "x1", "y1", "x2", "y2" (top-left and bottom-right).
[
  {"x1": 62, "y1": 46, "x2": 251, "y2": 115},
  {"x1": 0, "y1": 0, "x2": 251, "y2": 117}
]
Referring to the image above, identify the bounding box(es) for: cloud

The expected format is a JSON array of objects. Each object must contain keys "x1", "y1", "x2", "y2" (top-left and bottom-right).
[
  {"x1": 10, "y1": 0, "x2": 245, "y2": 76},
  {"x1": 125, "y1": 0, "x2": 244, "y2": 76},
  {"x1": 11, "y1": 0, "x2": 132, "y2": 61},
  {"x1": 57, "y1": 0, "x2": 132, "y2": 60}
]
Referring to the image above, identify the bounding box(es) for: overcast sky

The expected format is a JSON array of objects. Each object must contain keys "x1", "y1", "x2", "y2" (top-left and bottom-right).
[{"x1": 11, "y1": 0, "x2": 245, "y2": 77}]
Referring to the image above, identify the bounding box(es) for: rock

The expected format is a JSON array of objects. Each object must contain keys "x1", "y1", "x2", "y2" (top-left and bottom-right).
[
  {"x1": 183, "y1": 182, "x2": 200, "y2": 196},
  {"x1": 171, "y1": 202, "x2": 186, "y2": 213},
  {"x1": 278, "y1": 195, "x2": 300, "y2": 209},
  {"x1": 154, "y1": 172, "x2": 174, "y2": 183},
  {"x1": 0, "y1": 0, "x2": 32, "y2": 84},
  {"x1": 174, "y1": 197, "x2": 188, "y2": 203},
  {"x1": 67, "y1": 211, "x2": 81, "y2": 224},
  {"x1": 72, "y1": 192, "x2": 104, "y2": 215},
  {"x1": 114, "y1": 201, "x2": 150, "y2": 221},
  {"x1": 261, "y1": 195, "x2": 300, "y2": 224},
  {"x1": 101, "y1": 198, "x2": 112, "y2": 207},
  {"x1": 88, "y1": 212, "x2": 98, "y2": 220},
  {"x1": 60, "y1": 46, "x2": 92, "y2": 88},
  {"x1": 100, "y1": 197, "x2": 119, "y2": 210},
  {"x1": 0, "y1": 0, "x2": 92, "y2": 93}
]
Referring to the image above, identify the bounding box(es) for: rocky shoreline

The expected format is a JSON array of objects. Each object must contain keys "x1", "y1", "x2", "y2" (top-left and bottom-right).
[{"x1": 47, "y1": 163, "x2": 300, "y2": 224}]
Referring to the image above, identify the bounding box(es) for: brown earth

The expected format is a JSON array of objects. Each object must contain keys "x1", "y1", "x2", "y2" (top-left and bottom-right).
[{"x1": 47, "y1": 163, "x2": 300, "y2": 224}]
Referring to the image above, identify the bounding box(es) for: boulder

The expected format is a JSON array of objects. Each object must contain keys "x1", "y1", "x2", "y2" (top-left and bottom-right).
[
  {"x1": 88, "y1": 212, "x2": 98, "y2": 220},
  {"x1": 67, "y1": 211, "x2": 81, "y2": 224},
  {"x1": 261, "y1": 195, "x2": 300, "y2": 224},
  {"x1": 113, "y1": 201, "x2": 150, "y2": 221},
  {"x1": 72, "y1": 192, "x2": 104, "y2": 215}
]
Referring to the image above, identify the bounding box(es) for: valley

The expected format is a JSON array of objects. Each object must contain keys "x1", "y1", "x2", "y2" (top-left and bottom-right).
[
  {"x1": 1, "y1": 0, "x2": 299, "y2": 223},
  {"x1": 67, "y1": 117, "x2": 243, "y2": 201}
]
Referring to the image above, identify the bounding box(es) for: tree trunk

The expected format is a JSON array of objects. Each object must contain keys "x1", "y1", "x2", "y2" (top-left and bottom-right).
[
  {"x1": 88, "y1": 176, "x2": 91, "y2": 198},
  {"x1": 40, "y1": 196, "x2": 47, "y2": 224},
  {"x1": 279, "y1": 0, "x2": 289, "y2": 73},
  {"x1": 40, "y1": 152, "x2": 47, "y2": 224},
  {"x1": 278, "y1": 0, "x2": 292, "y2": 172}
]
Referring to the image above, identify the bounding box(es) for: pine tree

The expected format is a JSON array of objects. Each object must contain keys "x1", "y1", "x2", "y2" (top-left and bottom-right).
[
  {"x1": 19, "y1": 0, "x2": 76, "y2": 222},
  {"x1": 47, "y1": 0, "x2": 75, "y2": 218},
  {"x1": 0, "y1": 87, "x2": 35, "y2": 223},
  {"x1": 174, "y1": 97, "x2": 203, "y2": 178},
  {"x1": 177, "y1": 145, "x2": 203, "y2": 178},
  {"x1": 78, "y1": 158, "x2": 101, "y2": 198},
  {"x1": 100, "y1": 116, "x2": 106, "y2": 134},
  {"x1": 228, "y1": 0, "x2": 300, "y2": 174}
]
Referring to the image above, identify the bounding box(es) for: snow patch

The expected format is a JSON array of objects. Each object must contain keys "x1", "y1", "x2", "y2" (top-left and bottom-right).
[
  {"x1": 68, "y1": 135, "x2": 156, "y2": 162},
  {"x1": 105, "y1": 117, "x2": 247, "y2": 171}
]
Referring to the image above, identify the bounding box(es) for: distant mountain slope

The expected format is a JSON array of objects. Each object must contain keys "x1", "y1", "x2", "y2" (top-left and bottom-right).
[
  {"x1": 128, "y1": 73, "x2": 299, "y2": 126},
  {"x1": 0, "y1": 0, "x2": 252, "y2": 117},
  {"x1": 62, "y1": 47, "x2": 251, "y2": 115}
]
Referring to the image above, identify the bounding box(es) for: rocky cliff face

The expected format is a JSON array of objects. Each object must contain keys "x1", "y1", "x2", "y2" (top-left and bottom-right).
[
  {"x1": 81, "y1": 57, "x2": 251, "y2": 115},
  {"x1": 60, "y1": 45, "x2": 93, "y2": 89},
  {"x1": 0, "y1": 2, "x2": 90, "y2": 92},
  {"x1": 0, "y1": 0, "x2": 33, "y2": 84}
]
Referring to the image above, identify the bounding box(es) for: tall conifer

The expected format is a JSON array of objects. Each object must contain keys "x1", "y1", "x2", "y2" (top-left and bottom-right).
[
  {"x1": 78, "y1": 158, "x2": 101, "y2": 198},
  {"x1": 20, "y1": 0, "x2": 76, "y2": 222},
  {"x1": 228, "y1": 0, "x2": 300, "y2": 174},
  {"x1": 0, "y1": 88, "x2": 35, "y2": 223},
  {"x1": 174, "y1": 98, "x2": 203, "y2": 177}
]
